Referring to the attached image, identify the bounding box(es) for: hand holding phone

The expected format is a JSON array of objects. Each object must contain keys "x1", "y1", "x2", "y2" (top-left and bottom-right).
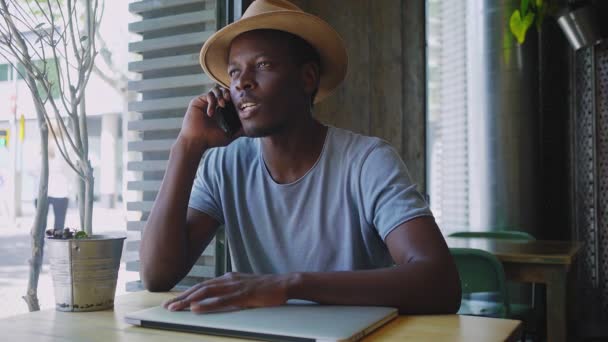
[{"x1": 214, "y1": 101, "x2": 242, "y2": 137}]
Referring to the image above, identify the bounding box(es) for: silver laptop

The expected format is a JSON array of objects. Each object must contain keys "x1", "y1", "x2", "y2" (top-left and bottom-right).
[{"x1": 125, "y1": 300, "x2": 397, "y2": 342}]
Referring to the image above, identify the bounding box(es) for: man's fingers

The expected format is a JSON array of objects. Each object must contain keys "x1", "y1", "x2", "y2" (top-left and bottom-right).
[
  {"x1": 164, "y1": 273, "x2": 246, "y2": 311},
  {"x1": 206, "y1": 93, "x2": 217, "y2": 117},
  {"x1": 183, "y1": 283, "x2": 234, "y2": 303},
  {"x1": 190, "y1": 292, "x2": 244, "y2": 314},
  {"x1": 211, "y1": 86, "x2": 225, "y2": 107},
  {"x1": 188, "y1": 95, "x2": 208, "y2": 112},
  {"x1": 165, "y1": 272, "x2": 241, "y2": 307},
  {"x1": 168, "y1": 283, "x2": 238, "y2": 311},
  {"x1": 162, "y1": 283, "x2": 204, "y2": 309}
]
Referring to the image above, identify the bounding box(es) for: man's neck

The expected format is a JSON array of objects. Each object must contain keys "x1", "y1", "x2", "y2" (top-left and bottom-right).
[{"x1": 261, "y1": 117, "x2": 327, "y2": 184}]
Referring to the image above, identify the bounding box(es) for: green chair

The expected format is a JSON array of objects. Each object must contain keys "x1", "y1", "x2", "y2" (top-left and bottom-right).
[
  {"x1": 449, "y1": 230, "x2": 536, "y2": 304},
  {"x1": 451, "y1": 247, "x2": 512, "y2": 318},
  {"x1": 448, "y1": 230, "x2": 539, "y2": 306},
  {"x1": 449, "y1": 231, "x2": 542, "y2": 340}
]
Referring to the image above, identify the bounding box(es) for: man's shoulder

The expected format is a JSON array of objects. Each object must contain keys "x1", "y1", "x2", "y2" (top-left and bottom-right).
[
  {"x1": 327, "y1": 126, "x2": 390, "y2": 159},
  {"x1": 201, "y1": 137, "x2": 258, "y2": 174}
]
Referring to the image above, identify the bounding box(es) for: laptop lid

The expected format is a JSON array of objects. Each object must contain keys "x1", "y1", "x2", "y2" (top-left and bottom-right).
[{"x1": 125, "y1": 301, "x2": 398, "y2": 342}]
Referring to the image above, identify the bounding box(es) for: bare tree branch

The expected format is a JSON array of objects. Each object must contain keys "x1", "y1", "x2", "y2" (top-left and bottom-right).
[
  {"x1": 30, "y1": 0, "x2": 54, "y2": 25},
  {"x1": 55, "y1": 0, "x2": 77, "y2": 91},
  {"x1": 43, "y1": 2, "x2": 73, "y2": 112},
  {"x1": 44, "y1": 89, "x2": 79, "y2": 151},
  {"x1": 0, "y1": 34, "x2": 44, "y2": 85},
  {"x1": 12, "y1": 0, "x2": 43, "y2": 30},
  {"x1": 6, "y1": 3, "x2": 51, "y2": 61},
  {"x1": 45, "y1": 115, "x2": 84, "y2": 179},
  {"x1": 67, "y1": 0, "x2": 81, "y2": 64}
]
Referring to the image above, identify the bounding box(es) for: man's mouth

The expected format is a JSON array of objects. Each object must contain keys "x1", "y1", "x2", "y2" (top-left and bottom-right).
[
  {"x1": 239, "y1": 102, "x2": 258, "y2": 110},
  {"x1": 238, "y1": 102, "x2": 260, "y2": 119}
]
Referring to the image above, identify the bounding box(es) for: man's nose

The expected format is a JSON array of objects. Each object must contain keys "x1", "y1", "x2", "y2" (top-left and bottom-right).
[{"x1": 234, "y1": 68, "x2": 256, "y2": 91}]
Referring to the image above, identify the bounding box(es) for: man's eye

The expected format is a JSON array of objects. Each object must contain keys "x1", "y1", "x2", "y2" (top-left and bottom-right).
[
  {"x1": 228, "y1": 69, "x2": 238, "y2": 77},
  {"x1": 257, "y1": 61, "x2": 270, "y2": 69}
]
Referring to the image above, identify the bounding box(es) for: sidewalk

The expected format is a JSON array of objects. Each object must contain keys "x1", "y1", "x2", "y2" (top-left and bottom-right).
[{"x1": 0, "y1": 205, "x2": 139, "y2": 319}]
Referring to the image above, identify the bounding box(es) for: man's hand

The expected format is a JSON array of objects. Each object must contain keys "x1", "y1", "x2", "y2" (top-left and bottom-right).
[
  {"x1": 163, "y1": 272, "x2": 291, "y2": 314},
  {"x1": 178, "y1": 86, "x2": 243, "y2": 149}
]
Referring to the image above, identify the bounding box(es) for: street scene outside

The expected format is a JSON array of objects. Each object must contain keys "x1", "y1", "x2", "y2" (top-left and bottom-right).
[{"x1": 0, "y1": 1, "x2": 136, "y2": 318}]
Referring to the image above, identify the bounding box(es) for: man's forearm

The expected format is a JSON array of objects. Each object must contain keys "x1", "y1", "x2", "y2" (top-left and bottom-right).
[
  {"x1": 286, "y1": 261, "x2": 461, "y2": 314},
  {"x1": 140, "y1": 136, "x2": 207, "y2": 291}
]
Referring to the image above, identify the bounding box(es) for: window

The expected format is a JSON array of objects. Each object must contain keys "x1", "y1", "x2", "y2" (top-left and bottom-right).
[
  {"x1": 426, "y1": 0, "x2": 469, "y2": 234},
  {"x1": 34, "y1": 59, "x2": 60, "y2": 99},
  {"x1": 16, "y1": 63, "x2": 26, "y2": 80},
  {"x1": 0, "y1": 60, "x2": 60, "y2": 97},
  {"x1": 0, "y1": 64, "x2": 9, "y2": 81}
]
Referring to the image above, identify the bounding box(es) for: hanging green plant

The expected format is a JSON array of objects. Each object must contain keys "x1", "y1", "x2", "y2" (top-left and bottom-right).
[
  {"x1": 509, "y1": 0, "x2": 601, "y2": 49},
  {"x1": 509, "y1": 0, "x2": 549, "y2": 44}
]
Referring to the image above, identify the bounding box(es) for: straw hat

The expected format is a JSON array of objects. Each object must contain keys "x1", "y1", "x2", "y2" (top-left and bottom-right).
[{"x1": 199, "y1": 0, "x2": 348, "y2": 103}]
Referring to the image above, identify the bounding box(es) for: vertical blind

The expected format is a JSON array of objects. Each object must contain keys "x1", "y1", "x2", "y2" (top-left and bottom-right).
[{"x1": 427, "y1": 0, "x2": 469, "y2": 234}]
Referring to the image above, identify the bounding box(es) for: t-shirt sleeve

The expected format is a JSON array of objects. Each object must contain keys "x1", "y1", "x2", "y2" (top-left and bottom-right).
[
  {"x1": 360, "y1": 141, "x2": 433, "y2": 241},
  {"x1": 188, "y1": 148, "x2": 225, "y2": 224}
]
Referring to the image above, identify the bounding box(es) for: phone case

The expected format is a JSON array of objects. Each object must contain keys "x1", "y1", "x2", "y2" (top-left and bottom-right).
[{"x1": 215, "y1": 102, "x2": 242, "y2": 136}]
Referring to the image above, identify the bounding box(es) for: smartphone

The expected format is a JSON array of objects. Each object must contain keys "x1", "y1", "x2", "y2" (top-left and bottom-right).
[{"x1": 214, "y1": 101, "x2": 242, "y2": 136}]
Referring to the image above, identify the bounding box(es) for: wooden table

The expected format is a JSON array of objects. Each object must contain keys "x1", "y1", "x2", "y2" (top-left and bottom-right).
[
  {"x1": 0, "y1": 291, "x2": 522, "y2": 341},
  {"x1": 447, "y1": 237, "x2": 582, "y2": 342}
]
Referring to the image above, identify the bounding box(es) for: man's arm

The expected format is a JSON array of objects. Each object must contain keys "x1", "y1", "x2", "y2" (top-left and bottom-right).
[
  {"x1": 288, "y1": 216, "x2": 461, "y2": 313},
  {"x1": 140, "y1": 90, "x2": 241, "y2": 291},
  {"x1": 139, "y1": 136, "x2": 218, "y2": 291},
  {"x1": 164, "y1": 216, "x2": 461, "y2": 314}
]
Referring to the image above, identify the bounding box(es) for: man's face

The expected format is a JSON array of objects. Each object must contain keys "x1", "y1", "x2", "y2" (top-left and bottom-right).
[{"x1": 227, "y1": 30, "x2": 310, "y2": 137}]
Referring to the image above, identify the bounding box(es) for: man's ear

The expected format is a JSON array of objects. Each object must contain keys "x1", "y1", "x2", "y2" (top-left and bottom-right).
[{"x1": 301, "y1": 62, "x2": 320, "y2": 98}]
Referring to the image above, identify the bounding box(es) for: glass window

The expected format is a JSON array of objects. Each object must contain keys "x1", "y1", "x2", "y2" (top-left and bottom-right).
[
  {"x1": 16, "y1": 63, "x2": 26, "y2": 80},
  {"x1": 33, "y1": 59, "x2": 60, "y2": 99},
  {"x1": 0, "y1": 64, "x2": 9, "y2": 81}
]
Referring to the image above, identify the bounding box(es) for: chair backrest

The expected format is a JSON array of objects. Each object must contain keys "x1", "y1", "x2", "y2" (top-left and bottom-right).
[
  {"x1": 448, "y1": 230, "x2": 535, "y2": 241},
  {"x1": 214, "y1": 226, "x2": 231, "y2": 276},
  {"x1": 450, "y1": 247, "x2": 511, "y2": 317}
]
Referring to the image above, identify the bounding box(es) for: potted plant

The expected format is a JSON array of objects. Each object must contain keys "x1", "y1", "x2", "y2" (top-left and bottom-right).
[
  {"x1": 0, "y1": 0, "x2": 125, "y2": 312},
  {"x1": 509, "y1": 0, "x2": 601, "y2": 49},
  {"x1": 45, "y1": 227, "x2": 125, "y2": 311}
]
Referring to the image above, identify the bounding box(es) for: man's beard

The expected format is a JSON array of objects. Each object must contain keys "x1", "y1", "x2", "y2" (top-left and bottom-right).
[{"x1": 244, "y1": 120, "x2": 289, "y2": 138}]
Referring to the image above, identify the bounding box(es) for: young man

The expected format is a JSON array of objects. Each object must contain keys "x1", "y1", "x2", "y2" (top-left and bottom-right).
[{"x1": 140, "y1": 0, "x2": 461, "y2": 314}]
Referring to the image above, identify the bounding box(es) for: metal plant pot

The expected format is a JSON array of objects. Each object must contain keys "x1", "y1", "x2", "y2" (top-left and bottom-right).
[
  {"x1": 557, "y1": 5, "x2": 601, "y2": 50},
  {"x1": 47, "y1": 235, "x2": 126, "y2": 312}
]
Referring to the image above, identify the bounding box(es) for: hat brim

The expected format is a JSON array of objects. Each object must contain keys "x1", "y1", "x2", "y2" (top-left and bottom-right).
[{"x1": 200, "y1": 11, "x2": 348, "y2": 104}]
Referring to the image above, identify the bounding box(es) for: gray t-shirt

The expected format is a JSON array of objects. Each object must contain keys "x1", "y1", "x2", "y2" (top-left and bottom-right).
[{"x1": 188, "y1": 126, "x2": 432, "y2": 274}]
